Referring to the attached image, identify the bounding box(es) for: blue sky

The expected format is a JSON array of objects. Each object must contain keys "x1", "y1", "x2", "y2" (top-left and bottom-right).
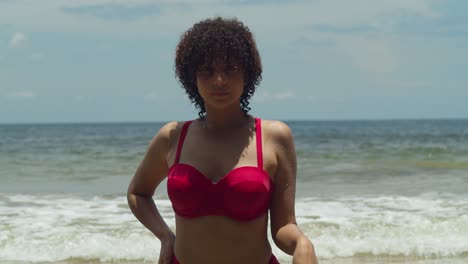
[{"x1": 1, "y1": 0, "x2": 467, "y2": 123}]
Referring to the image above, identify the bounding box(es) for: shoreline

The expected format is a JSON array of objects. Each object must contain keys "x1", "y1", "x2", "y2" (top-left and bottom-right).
[{"x1": 2, "y1": 256, "x2": 468, "y2": 264}]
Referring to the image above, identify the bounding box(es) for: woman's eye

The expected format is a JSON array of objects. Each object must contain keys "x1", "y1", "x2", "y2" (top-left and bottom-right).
[
  {"x1": 198, "y1": 69, "x2": 213, "y2": 76},
  {"x1": 228, "y1": 66, "x2": 240, "y2": 73}
]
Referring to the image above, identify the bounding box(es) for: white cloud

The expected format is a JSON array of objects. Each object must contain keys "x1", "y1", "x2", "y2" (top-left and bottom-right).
[
  {"x1": 73, "y1": 95, "x2": 85, "y2": 102},
  {"x1": 8, "y1": 91, "x2": 35, "y2": 99},
  {"x1": 336, "y1": 36, "x2": 397, "y2": 74},
  {"x1": 30, "y1": 52, "x2": 45, "y2": 61},
  {"x1": 254, "y1": 90, "x2": 296, "y2": 102},
  {"x1": 144, "y1": 91, "x2": 161, "y2": 101},
  {"x1": 310, "y1": 0, "x2": 437, "y2": 26},
  {"x1": 0, "y1": 0, "x2": 438, "y2": 37},
  {"x1": 383, "y1": 79, "x2": 432, "y2": 90},
  {"x1": 306, "y1": 95, "x2": 317, "y2": 102},
  {"x1": 9, "y1": 32, "x2": 26, "y2": 48}
]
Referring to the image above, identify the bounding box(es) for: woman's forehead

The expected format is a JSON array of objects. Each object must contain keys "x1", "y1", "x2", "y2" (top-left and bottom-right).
[{"x1": 199, "y1": 56, "x2": 242, "y2": 67}]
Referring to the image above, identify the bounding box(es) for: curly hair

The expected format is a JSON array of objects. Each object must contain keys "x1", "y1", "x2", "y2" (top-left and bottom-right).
[{"x1": 174, "y1": 17, "x2": 262, "y2": 119}]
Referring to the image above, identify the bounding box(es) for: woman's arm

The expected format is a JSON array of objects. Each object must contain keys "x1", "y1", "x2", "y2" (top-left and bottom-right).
[
  {"x1": 127, "y1": 122, "x2": 178, "y2": 241},
  {"x1": 268, "y1": 121, "x2": 318, "y2": 264}
]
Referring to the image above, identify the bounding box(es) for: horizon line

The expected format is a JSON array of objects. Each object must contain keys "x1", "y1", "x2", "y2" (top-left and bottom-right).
[{"x1": 1, "y1": 117, "x2": 468, "y2": 126}]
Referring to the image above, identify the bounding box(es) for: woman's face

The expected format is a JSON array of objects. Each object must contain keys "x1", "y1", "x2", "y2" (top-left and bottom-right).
[{"x1": 195, "y1": 59, "x2": 244, "y2": 110}]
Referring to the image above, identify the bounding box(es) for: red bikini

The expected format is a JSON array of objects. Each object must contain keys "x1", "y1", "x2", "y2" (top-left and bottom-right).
[
  {"x1": 167, "y1": 118, "x2": 280, "y2": 263},
  {"x1": 167, "y1": 117, "x2": 273, "y2": 221}
]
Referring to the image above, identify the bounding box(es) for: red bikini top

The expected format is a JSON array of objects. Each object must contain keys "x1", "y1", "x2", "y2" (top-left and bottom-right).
[{"x1": 167, "y1": 117, "x2": 273, "y2": 221}]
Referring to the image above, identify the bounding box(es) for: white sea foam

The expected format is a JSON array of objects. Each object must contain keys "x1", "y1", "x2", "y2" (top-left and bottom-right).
[
  {"x1": 293, "y1": 194, "x2": 468, "y2": 260},
  {"x1": 0, "y1": 193, "x2": 467, "y2": 262},
  {"x1": 0, "y1": 194, "x2": 171, "y2": 262}
]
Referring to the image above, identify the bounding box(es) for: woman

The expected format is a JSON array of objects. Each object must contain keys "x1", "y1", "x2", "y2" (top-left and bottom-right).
[{"x1": 127, "y1": 17, "x2": 318, "y2": 264}]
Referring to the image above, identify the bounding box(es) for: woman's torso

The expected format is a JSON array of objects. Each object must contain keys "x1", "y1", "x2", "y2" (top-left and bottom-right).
[{"x1": 166, "y1": 117, "x2": 278, "y2": 264}]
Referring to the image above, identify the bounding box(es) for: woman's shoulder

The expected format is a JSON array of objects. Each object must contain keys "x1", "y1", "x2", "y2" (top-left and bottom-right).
[
  {"x1": 150, "y1": 120, "x2": 192, "y2": 149},
  {"x1": 157, "y1": 120, "x2": 185, "y2": 135},
  {"x1": 258, "y1": 118, "x2": 294, "y2": 144}
]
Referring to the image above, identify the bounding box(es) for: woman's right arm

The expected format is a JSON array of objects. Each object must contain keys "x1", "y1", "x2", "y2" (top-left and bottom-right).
[{"x1": 127, "y1": 122, "x2": 178, "y2": 241}]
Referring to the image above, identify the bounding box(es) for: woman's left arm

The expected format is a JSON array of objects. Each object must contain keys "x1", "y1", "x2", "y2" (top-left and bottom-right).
[{"x1": 268, "y1": 121, "x2": 318, "y2": 264}]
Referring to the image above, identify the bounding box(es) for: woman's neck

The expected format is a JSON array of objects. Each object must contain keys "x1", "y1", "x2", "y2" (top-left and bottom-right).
[{"x1": 201, "y1": 105, "x2": 250, "y2": 131}]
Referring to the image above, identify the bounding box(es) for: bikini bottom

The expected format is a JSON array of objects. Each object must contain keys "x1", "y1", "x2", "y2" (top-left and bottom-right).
[{"x1": 172, "y1": 253, "x2": 280, "y2": 264}]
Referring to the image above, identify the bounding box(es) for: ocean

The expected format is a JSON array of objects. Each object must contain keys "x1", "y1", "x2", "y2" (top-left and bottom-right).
[{"x1": 1, "y1": 119, "x2": 467, "y2": 264}]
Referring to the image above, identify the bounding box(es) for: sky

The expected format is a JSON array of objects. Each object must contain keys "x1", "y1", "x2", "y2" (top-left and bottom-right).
[{"x1": 1, "y1": 0, "x2": 468, "y2": 123}]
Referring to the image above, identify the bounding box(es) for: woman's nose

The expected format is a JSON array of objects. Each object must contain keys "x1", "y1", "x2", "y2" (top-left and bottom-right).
[{"x1": 213, "y1": 71, "x2": 227, "y2": 85}]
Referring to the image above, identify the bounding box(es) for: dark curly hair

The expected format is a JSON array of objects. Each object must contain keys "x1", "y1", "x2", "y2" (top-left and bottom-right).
[{"x1": 174, "y1": 17, "x2": 262, "y2": 119}]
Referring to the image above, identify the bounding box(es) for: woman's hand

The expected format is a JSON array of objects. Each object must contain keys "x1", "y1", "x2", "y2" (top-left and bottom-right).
[
  {"x1": 292, "y1": 236, "x2": 318, "y2": 264},
  {"x1": 158, "y1": 232, "x2": 176, "y2": 264}
]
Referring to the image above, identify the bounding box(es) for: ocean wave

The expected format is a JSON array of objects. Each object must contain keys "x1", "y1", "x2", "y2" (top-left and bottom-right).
[{"x1": 1, "y1": 193, "x2": 467, "y2": 262}]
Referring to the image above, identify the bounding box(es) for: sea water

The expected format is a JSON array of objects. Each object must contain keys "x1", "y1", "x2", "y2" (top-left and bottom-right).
[{"x1": 1, "y1": 119, "x2": 467, "y2": 263}]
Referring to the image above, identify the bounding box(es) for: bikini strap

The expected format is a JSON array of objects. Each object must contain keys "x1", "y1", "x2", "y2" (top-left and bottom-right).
[
  {"x1": 255, "y1": 117, "x2": 263, "y2": 169},
  {"x1": 174, "y1": 120, "x2": 192, "y2": 164}
]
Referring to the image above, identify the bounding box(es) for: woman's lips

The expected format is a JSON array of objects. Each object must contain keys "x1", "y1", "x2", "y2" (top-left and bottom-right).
[{"x1": 212, "y1": 91, "x2": 229, "y2": 96}]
